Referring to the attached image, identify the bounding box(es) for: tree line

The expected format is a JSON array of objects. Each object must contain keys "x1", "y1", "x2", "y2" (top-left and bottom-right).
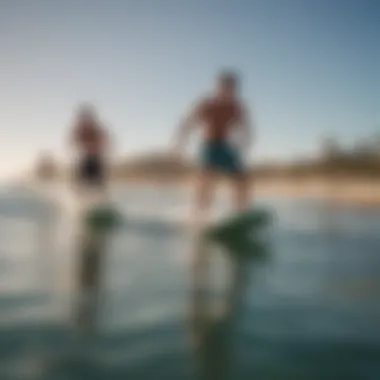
[{"x1": 34, "y1": 134, "x2": 380, "y2": 181}]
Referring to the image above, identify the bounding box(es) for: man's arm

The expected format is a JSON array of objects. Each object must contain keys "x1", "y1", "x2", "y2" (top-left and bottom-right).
[{"x1": 172, "y1": 100, "x2": 204, "y2": 153}]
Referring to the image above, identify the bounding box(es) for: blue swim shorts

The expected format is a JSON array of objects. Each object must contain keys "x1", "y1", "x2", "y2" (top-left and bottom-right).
[{"x1": 200, "y1": 141, "x2": 244, "y2": 174}]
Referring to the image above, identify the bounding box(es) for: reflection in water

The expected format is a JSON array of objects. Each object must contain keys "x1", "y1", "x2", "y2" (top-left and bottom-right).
[
  {"x1": 189, "y1": 236, "x2": 268, "y2": 380},
  {"x1": 1, "y1": 189, "x2": 380, "y2": 379},
  {"x1": 73, "y1": 227, "x2": 108, "y2": 340}
]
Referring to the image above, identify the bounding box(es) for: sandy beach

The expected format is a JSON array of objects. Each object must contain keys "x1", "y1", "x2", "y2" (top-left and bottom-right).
[
  {"x1": 106, "y1": 177, "x2": 380, "y2": 208},
  {"x1": 15, "y1": 175, "x2": 380, "y2": 208},
  {"x1": 253, "y1": 178, "x2": 380, "y2": 206}
]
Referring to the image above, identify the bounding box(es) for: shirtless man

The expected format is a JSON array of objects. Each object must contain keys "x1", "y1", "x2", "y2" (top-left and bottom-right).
[
  {"x1": 69, "y1": 104, "x2": 110, "y2": 194},
  {"x1": 173, "y1": 71, "x2": 253, "y2": 217}
]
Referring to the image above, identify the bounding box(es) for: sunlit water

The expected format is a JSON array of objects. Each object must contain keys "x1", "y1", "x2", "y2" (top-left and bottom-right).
[{"x1": 0, "y1": 184, "x2": 379, "y2": 380}]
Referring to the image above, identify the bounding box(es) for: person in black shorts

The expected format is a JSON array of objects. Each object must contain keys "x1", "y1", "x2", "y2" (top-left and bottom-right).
[
  {"x1": 68, "y1": 104, "x2": 111, "y2": 337},
  {"x1": 69, "y1": 104, "x2": 110, "y2": 192}
]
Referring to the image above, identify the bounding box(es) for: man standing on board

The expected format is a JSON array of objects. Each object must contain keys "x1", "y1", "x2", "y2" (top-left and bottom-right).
[{"x1": 173, "y1": 71, "x2": 254, "y2": 220}]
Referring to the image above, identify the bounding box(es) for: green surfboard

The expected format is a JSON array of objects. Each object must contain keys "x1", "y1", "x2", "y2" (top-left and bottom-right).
[
  {"x1": 84, "y1": 204, "x2": 123, "y2": 232},
  {"x1": 203, "y1": 208, "x2": 272, "y2": 260}
]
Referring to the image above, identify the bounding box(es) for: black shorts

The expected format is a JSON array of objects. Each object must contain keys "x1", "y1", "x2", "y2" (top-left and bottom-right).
[{"x1": 76, "y1": 155, "x2": 106, "y2": 187}]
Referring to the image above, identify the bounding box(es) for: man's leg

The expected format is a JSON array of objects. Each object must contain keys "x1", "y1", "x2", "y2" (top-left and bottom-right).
[
  {"x1": 194, "y1": 169, "x2": 217, "y2": 223},
  {"x1": 231, "y1": 172, "x2": 251, "y2": 212},
  {"x1": 225, "y1": 146, "x2": 251, "y2": 212}
]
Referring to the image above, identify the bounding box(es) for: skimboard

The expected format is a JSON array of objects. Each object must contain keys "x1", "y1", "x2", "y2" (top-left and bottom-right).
[
  {"x1": 84, "y1": 203, "x2": 122, "y2": 232},
  {"x1": 203, "y1": 208, "x2": 272, "y2": 260},
  {"x1": 69, "y1": 190, "x2": 122, "y2": 234},
  {"x1": 78, "y1": 196, "x2": 272, "y2": 261}
]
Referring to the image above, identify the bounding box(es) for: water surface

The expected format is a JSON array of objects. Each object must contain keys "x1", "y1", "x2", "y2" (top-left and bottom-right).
[{"x1": 0, "y1": 185, "x2": 379, "y2": 380}]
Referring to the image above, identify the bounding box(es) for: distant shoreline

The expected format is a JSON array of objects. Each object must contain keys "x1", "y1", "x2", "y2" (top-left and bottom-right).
[
  {"x1": 252, "y1": 178, "x2": 380, "y2": 207},
  {"x1": 21, "y1": 176, "x2": 380, "y2": 208},
  {"x1": 123, "y1": 177, "x2": 380, "y2": 207}
]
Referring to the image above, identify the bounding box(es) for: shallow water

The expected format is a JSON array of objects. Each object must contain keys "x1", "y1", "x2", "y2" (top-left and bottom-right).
[{"x1": 0, "y1": 185, "x2": 379, "y2": 380}]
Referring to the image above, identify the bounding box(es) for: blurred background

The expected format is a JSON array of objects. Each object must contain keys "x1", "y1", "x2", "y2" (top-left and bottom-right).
[{"x1": 0, "y1": 1, "x2": 379, "y2": 379}]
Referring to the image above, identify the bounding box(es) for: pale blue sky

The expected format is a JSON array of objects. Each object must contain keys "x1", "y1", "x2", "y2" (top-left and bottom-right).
[{"x1": 0, "y1": 0, "x2": 379, "y2": 177}]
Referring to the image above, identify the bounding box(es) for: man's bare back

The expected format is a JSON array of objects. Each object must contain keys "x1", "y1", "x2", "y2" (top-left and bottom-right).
[{"x1": 197, "y1": 96, "x2": 243, "y2": 143}]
